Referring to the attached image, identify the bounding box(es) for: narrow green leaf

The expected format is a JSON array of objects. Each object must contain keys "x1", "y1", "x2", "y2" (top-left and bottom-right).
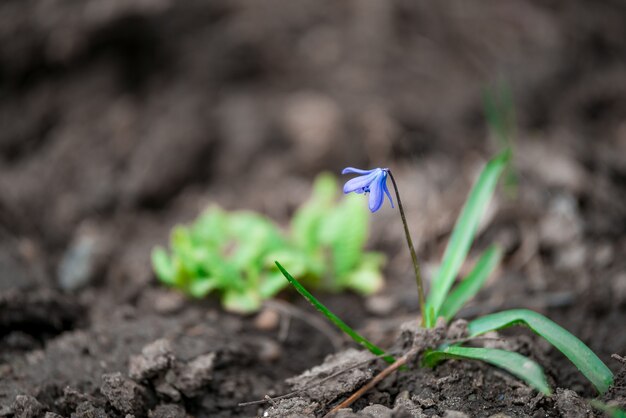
[
  {"x1": 468, "y1": 309, "x2": 614, "y2": 393},
  {"x1": 483, "y1": 82, "x2": 518, "y2": 196},
  {"x1": 275, "y1": 261, "x2": 394, "y2": 363},
  {"x1": 484, "y1": 82, "x2": 515, "y2": 148},
  {"x1": 426, "y1": 150, "x2": 510, "y2": 327},
  {"x1": 590, "y1": 400, "x2": 626, "y2": 418},
  {"x1": 439, "y1": 245, "x2": 503, "y2": 322},
  {"x1": 265, "y1": 249, "x2": 309, "y2": 277},
  {"x1": 423, "y1": 346, "x2": 551, "y2": 395}
]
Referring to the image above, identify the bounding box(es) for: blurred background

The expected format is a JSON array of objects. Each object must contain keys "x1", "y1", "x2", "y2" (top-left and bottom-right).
[
  {"x1": 1, "y1": 0, "x2": 625, "y2": 293},
  {"x1": 0, "y1": 0, "x2": 625, "y2": 412}
]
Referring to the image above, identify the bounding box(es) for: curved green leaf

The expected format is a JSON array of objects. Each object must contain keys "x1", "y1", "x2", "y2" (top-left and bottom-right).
[
  {"x1": 483, "y1": 82, "x2": 518, "y2": 197},
  {"x1": 275, "y1": 261, "x2": 394, "y2": 363},
  {"x1": 423, "y1": 346, "x2": 551, "y2": 395},
  {"x1": 439, "y1": 245, "x2": 502, "y2": 322},
  {"x1": 484, "y1": 82, "x2": 516, "y2": 151},
  {"x1": 468, "y1": 309, "x2": 614, "y2": 393},
  {"x1": 590, "y1": 400, "x2": 626, "y2": 418},
  {"x1": 426, "y1": 150, "x2": 510, "y2": 327}
]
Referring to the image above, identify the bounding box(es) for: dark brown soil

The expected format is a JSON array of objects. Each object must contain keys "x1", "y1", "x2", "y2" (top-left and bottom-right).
[{"x1": 1, "y1": 1, "x2": 625, "y2": 417}]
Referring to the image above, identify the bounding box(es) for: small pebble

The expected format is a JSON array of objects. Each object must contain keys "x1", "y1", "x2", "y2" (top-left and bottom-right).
[
  {"x1": 554, "y1": 244, "x2": 586, "y2": 271},
  {"x1": 153, "y1": 291, "x2": 186, "y2": 314},
  {"x1": 257, "y1": 339, "x2": 282, "y2": 362},
  {"x1": 444, "y1": 411, "x2": 469, "y2": 418},
  {"x1": 57, "y1": 227, "x2": 107, "y2": 291},
  {"x1": 360, "y1": 404, "x2": 393, "y2": 417},
  {"x1": 254, "y1": 308, "x2": 280, "y2": 331},
  {"x1": 365, "y1": 295, "x2": 395, "y2": 316}
]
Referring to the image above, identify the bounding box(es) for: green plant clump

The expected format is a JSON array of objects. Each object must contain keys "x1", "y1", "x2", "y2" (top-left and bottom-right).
[
  {"x1": 151, "y1": 174, "x2": 385, "y2": 314},
  {"x1": 277, "y1": 148, "x2": 614, "y2": 396}
]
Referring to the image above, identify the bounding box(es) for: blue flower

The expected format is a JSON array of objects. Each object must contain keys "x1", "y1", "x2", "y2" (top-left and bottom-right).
[{"x1": 342, "y1": 167, "x2": 394, "y2": 212}]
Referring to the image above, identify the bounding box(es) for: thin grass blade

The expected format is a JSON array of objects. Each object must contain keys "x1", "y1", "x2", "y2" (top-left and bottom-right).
[
  {"x1": 426, "y1": 150, "x2": 510, "y2": 326},
  {"x1": 484, "y1": 82, "x2": 516, "y2": 148},
  {"x1": 422, "y1": 346, "x2": 551, "y2": 395},
  {"x1": 483, "y1": 83, "x2": 518, "y2": 197},
  {"x1": 275, "y1": 261, "x2": 394, "y2": 363},
  {"x1": 468, "y1": 309, "x2": 614, "y2": 393},
  {"x1": 439, "y1": 245, "x2": 503, "y2": 322}
]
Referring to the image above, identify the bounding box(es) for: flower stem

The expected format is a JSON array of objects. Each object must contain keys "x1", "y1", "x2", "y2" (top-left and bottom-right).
[{"x1": 388, "y1": 170, "x2": 426, "y2": 326}]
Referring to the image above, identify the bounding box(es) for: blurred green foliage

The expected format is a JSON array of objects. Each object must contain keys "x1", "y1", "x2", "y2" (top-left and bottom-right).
[{"x1": 151, "y1": 173, "x2": 384, "y2": 314}]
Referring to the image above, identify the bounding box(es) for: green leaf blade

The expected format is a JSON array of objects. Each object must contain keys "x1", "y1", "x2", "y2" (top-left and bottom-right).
[
  {"x1": 423, "y1": 346, "x2": 551, "y2": 395},
  {"x1": 426, "y1": 150, "x2": 510, "y2": 326},
  {"x1": 590, "y1": 400, "x2": 626, "y2": 418},
  {"x1": 468, "y1": 309, "x2": 614, "y2": 393},
  {"x1": 483, "y1": 83, "x2": 519, "y2": 196},
  {"x1": 439, "y1": 245, "x2": 503, "y2": 322},
  {"x1": 151, "y1": 247, "x2": 175, "y2": 286},
  {"x1": 275, "y1": 261, "x2": 394, "y2": 363},
  {"x1": 189, "y1": 278, "x2": 218, "y2": 298},
  {"x1": 484, "y1": 82, "x2": 516, "y2": 149}
]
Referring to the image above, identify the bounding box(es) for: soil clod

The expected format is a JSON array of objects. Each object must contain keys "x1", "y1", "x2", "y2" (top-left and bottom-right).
[
  {"x1": 101, "y1": 372, "x2": 154, "y2": 416},
  {"x1": 129, "y1": 339, "x2": 175, "y2": 381},
  {"x1": 12, "y1": 395, "x2": 43, "y2": 418}
]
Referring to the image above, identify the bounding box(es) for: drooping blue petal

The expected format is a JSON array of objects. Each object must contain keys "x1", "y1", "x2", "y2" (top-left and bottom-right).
[
  {"x1": 343, "y1": 167, "x2": 394, "y2": 212},
  {"x1": 368, "y1": 172, "x2": 385, "y2": 212},
  {"x1": 342, "y1": 167, "x2": 376, "y2": 175},
  {"x1": 343, "y1": 170, "x2": 380, "y2": 194},
  {"x1": 382, "y1": 174, "x2": 394, "y2": 208}
]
